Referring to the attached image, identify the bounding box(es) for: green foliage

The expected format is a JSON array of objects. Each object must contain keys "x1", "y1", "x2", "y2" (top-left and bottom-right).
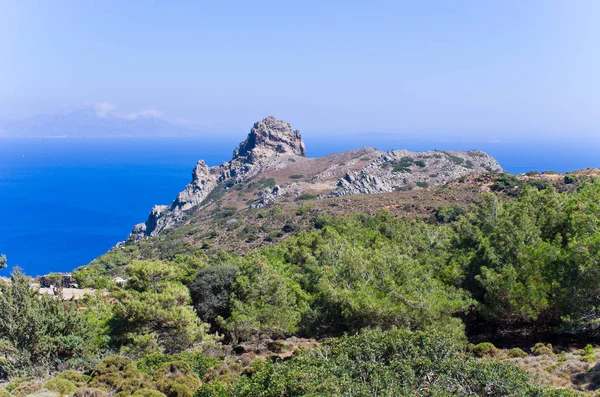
[
  {"x1": 0, "y1": 270, "x2": 102, "y2": 377},
  {"x1": 296, "y1": 193, "x2": 317, "y2": 201},
  {"x1": 491, "y1": 173, "x2": 520, "y2": 193},
  {"x1": 189, "y1": 265, "x2": 238, "y2": 328},
  {"x1": 153, "y1": 362, "x2": 201, "y2": 397},
  {"x1": 532, "y1": 343, "x2": 554, "y2": 356},
  {"x1": 435, "y1": 206, "x2": 465, "y2": 223},
  {"x1": 254, "y1": 178, "x2": 276, "y2": 189},
  {"x1": 44, "y1": 378, "x2": 77, "y2": 396},
  {"x1": 214, "y1": 328, "x2": 566, "y2": 396},
  {"x1": 443, "y1": 151, "x2": 465, "y2": 165},
  {"x1": 10, "y1": 380, "x2": 44, "y2": 397},
  {"x1": 0, "y1": 255, "x2": 6, "y2": 269},
  {"x1": 564, "y1": 174, "x2": 577, "y2": 184},
  {"x1": 137, "y1": 351, "x2": 217, "y2": 378},
  {"x1": 55, "y1": 370, "x2": 91, "y2": 386},
  {"x1": 414, "y1": 159, "x2": 426, "y2": 168},
  {"x1": 131, "y1": 390, "x2": 167, "y2": 397},
  {"x1": 72, "y1": 387, "x2": 109, "y2": 397},
  {"x1": 288, "y1": 174, "x2": 304, "y2": 179},
  {"x1": 416, "y1": 181, "x2": 429, "y2": 188},
  {"x1": 90, "y1": 356, "x2": 151, "y2": 393},
  {"x1": 472, "y1": 342, "x2": 498, "y2": 357},
  {"x1": 508, "y1": 347, "x2": 528, "y2": 358},
  {"x1": 110, "y1": 262, "x2": 210, "y2": 354},
  {"x1": 584, "y1": 343, "x2": 594, "y2": 356}
]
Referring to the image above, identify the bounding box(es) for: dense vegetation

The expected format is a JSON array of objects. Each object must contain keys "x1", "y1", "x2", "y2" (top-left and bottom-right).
[{"x1": 1, "y1": 177, "x2": 599, "y2": 395}]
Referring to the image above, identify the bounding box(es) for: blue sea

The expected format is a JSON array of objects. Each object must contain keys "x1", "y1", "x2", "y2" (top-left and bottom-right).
[{"x1": 1, "y1": 135, "x2": 599, "y2": 276}]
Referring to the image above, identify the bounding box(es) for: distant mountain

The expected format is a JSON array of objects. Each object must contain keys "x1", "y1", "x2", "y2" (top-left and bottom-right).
[{"x1": 0, "y1": 109, "x2": 197, "y2": 138}]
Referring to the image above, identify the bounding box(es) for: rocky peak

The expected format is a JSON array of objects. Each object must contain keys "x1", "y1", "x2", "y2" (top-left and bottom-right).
[{"x1": 233, "y1": 116, "x2": 306, "y2": 163}]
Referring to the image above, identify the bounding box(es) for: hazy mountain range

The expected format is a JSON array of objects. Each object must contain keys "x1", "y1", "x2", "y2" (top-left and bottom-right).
[{"x1": 0, "y1": 108, "x2": 197, "y2": 138}]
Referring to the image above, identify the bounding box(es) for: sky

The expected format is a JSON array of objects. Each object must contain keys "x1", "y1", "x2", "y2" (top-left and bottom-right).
[{"x1": 1, "y1": 1, "x2": 599, "y2": 141}]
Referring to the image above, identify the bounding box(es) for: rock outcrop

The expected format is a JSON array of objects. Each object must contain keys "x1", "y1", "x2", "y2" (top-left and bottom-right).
[
  {"x1": 130, "y1": 117, "x2": 503, "y2": 241},
  {"x1": 131, "y1": 116, "x2": 307, "y2": 239},
  {"x1": 331, "y1": 149, "x2": 502, "y2": 196}
]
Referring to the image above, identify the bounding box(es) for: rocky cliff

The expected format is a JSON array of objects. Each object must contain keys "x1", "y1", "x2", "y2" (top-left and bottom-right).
[{"x1": 130, "y1": 116, "x2": 503, "y2": 240}]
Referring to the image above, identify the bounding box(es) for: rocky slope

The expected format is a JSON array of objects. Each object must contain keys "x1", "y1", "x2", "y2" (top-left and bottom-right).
[{"x1": 130, "y1": 116, "x2": 503, "y2": 240}]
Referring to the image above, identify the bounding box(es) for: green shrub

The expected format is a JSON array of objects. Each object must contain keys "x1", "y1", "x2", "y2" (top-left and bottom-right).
[
  {"x1": 414, "y1": 160, "x2": 426, "y2": 168},
  {"x1": 195, "y1": 381, "x2": 228, "y2": 397},
  {"x1": 584, "y1": 344, "x2": 595, "y2": 356},
  {"x1": 55, "y1": 370, "x2": 91, "y2": 387},
  {"x1": 564, "y1": 174, "x2": 577, "y2": 184},
  {"x1": 90, "y1": 356, "x2": 151, "y2": 393},
  {"x1": 435, "y1": 206, "x2": 465, "y2": 223},
  {"x1": 416, "y1": 181, "x2": 429, "y2": 189},
  {"x1": 153, "y1": 361, "x2": 200, "y2": 397},
  {"x1": 11, "y1": 380, "x2": 44, "y2": 397},
  {"x1": 288, "y1": 175, "x2": 304, "y2": 180},
  {"x1": 491, "y1": 173, "x2": 520, "y2": 192},
  {"x1": 296, "y1": 194, "x2": 317, "y2": 201},
  {"x1": 508, "y1": 347, "x2": 528, "y2": 358},
  {"x1": 132, "y1": 390, "x2": 167, "y2": 397},
  {"x1": 44, "y1": 378, "x2": 77, "y2": 396},
  {"x1": 532, "y1": 343, "x2": 554, "y2": 356},
  {"x1": 72, "y1": 388, "x2": 109, "y2": 397},
  {"x1": 0, "y1": 389, "x2": 9, "y2": 397},
  {"x1": 222, "y1": 328, "x2": 558, "y2": 396},
  {"x1": 471, "y1": 342, "x2": 498, "y2": 357},
  {"x1": 189, "y1": 265, "x2": 239, "y2": 327}
]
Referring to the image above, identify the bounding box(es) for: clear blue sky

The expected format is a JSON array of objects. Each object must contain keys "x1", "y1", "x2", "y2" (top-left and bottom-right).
[{"x1": 1, "y1": 1, "x2": 599, "y2": 140}]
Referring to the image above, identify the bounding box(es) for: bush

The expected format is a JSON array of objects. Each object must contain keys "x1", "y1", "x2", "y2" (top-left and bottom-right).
[
  {"x1": 72, "y1": 388, "x2": 109, "y2": 397},
  {"x1": 90, "y1": 356, "x2": 151, "y2": 393},
  {"x1": 491, "y1": 173, "x2": 520, "y2": 192},
  {"x1": 132, "y1": 390, "x2": 167, "y2": 397},
  {"x1": 584, "y1": 344, "x2": 594, "y2": 356},
  {"x1": 414, "y1": 160, "x2": 426, "y2": 168},
  {"x1": 564, "y1": 174, "x2": 577, "y2": 184},
  {"x1": 508, "y1": 347, "x2": 528, "y2": 358},
  {"x1": 137, "y1": 352, "x2": 217, "y2": 379},
  {"x1": 435, "y1": 206, "x2": 465, "y2": 223},
  {"x1": 189, "y1": 265, "x2": 239, "y2": 327},
  {"x1": 55, "y1": 370, "x2": 90, "y2": 387},
  {"x1": 296, "y1": 194, "x2": 317, "y2": 201},
  {"x1": 44, "y1": 378, "x2": 77, "y2": 396},
  {"x1": 288, "y1": 175, "x2": 304, "y2": 180},
  {"x1": 220, "y1": 328, "x2": 561, "y2": 396},
  {"x1": 11, "y1": 380, "x2": 44, "y2": 397},
  {"x1": 532, "y1": 343, "x2": 554, "y2": 356},
  {"x1": 416, "y1": 181, "x2": 429, "y2": 189},
  {"x1": 153, "y1": 362, "x2": 200, "y2": 397},
  {"x1": 472, "y1": 342, "x2": 498, "y2": 357}
]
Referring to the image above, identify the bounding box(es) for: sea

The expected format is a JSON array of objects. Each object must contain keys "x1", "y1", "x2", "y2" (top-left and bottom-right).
[{"x1": 1, "y1": 135, "x2": 599, "y2": 276}]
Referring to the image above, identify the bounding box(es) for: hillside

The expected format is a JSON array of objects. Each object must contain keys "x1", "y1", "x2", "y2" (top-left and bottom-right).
[{"x1": 130, "y1": 116, "x2": 502, "y2": 240}]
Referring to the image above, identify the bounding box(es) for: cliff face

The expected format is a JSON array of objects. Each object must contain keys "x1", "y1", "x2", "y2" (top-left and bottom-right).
[
  {"x1": 130, "y1": 116, "x2": 503, "y2": 240},
  {"x1": 131, "y1": 116, "x2": 307, "y2": 239}
]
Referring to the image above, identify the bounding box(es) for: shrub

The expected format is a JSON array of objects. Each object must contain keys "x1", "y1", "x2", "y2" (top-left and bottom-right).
[
  {"x1": 416, "y1": 181, "x2": 429, "y2": 189},
  {"x1": 56, "y1": 370, "x2": 91, "y2": 387},
  {"x1": 508, "y1": 347, "x2": 528, "y2": 358},
  {"x1": 435, "y1": 206, "x2": 465, "y2": 223},
  {"x1": 189, "y1": 265, "x2": 239, "y2": 327},
  {"x1": 132, "y1": 390, "x2": 167, "y2": 397},
  {"x1": 137, "y1": 352, "x2": 217, "y2": 379},
  {"x1": 90, "y1": 356, "x2": 151, "y2": 393},
  {"x1": 72, "y1": 388, "x2": 109, "y2": 397},
  {"x1": 564, "y1": 174, "x2": 577, "y2": 184},
  {"x1": 296, "y1": 194, "x2": 317, "y2": 201},
  {"x1": 532, "y1": 343, "x2": 554, "y2": 356},
  {"x1": 195, "y1": 381, "x2": 228, "y2": 397},
  {"x1": 288, "y1": 175, "x2": 304, "y2": 180},
  {"x1": 153, "y1": 362, "x2": 201, "y2": 397},
  {"x1": 414, "y1": 160, "x2": 426, "y2": 168},
  {"x1": 11, "y1": 380, "x2": 44, "y2": 397},
  {"x1": 471, "y1": 342, "x2": 498, "y2": 357},
  {"x1": 44, "y1": 378, "x2": 77, "y2": 396},
  {"x1": 584, "y1": 344, "x2": 594, "y2": 356},
  {"x1": 491, "y1": 173, "x2": 520, "y2": 192}
]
